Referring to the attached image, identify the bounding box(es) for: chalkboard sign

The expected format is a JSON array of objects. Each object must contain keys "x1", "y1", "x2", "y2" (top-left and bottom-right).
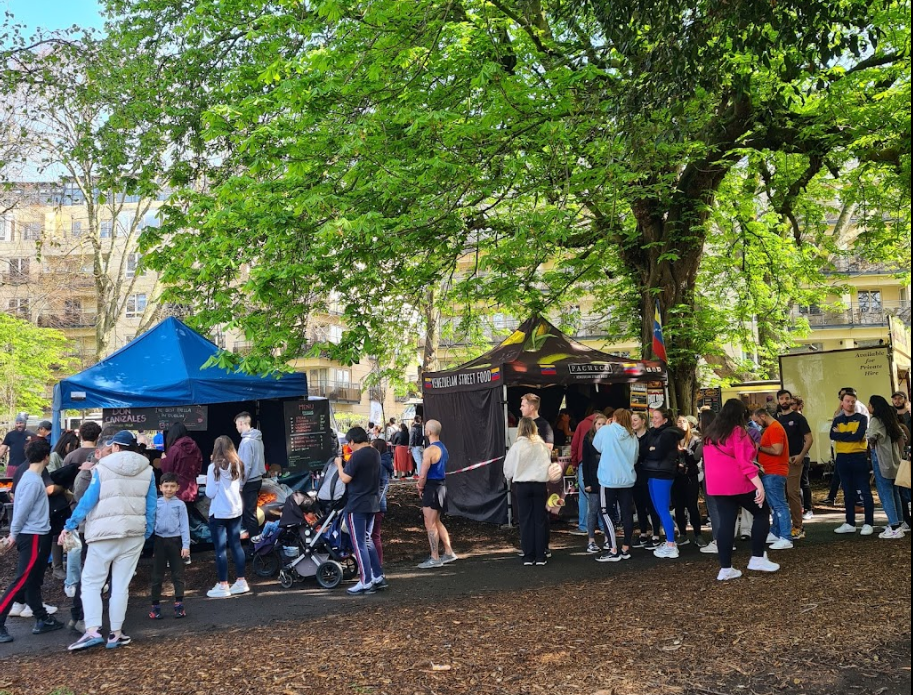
[
  {"x1": 102, "y1": 405, "x2": 208, "y2": 432},
  {"x1": 284, "y1": 399, "x2": 334, "y2": 472},
  {"x1": 697, "y1": 387, "x2": 722, "y2": 413}
]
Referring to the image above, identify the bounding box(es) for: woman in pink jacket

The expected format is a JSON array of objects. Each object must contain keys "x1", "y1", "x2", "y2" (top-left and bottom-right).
[{"x1": 703, "y1": 399, "x2": 780, "y2": 580}]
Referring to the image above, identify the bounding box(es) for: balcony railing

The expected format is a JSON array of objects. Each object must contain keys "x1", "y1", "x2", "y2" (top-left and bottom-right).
[
  {"x1": 38, "y1": 313, "x2": 98, "y2": 328},
  {"x1": 795, "y1": 300, "x2": 911, "y2": 328},
  {"x1": 308, "y1": 380, "x2": 362, "y2": 403},
  {"x1": 1, "y1": 273, "x2": 30, "y2": 285},
  {"x1": 827, "y1": 258, "x2": 905, "y2": 275}
]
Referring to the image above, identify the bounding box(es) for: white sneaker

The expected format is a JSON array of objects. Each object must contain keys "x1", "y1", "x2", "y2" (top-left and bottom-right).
[
  {"x1": 747, "y1": 553, "x2": 780, "y2": 573},
  {"x1": 717, "y1": 567, "x2": 742, "y2": 581},
  {"x1": 653, "y1": 544, "x2": 679, "y2": 559},
  {"x1": 229, "y1": 579, "x2": 250, "y2": 595},
  {"x1": 699, "y1": 540, "x2": 719, "y2": 554},
  {"x1": 19, "y1": 603, "x2": 57, "y2": 618},
  {"x1": 833, "y1": 523, "x2": 857, "y2": 534},
  {"x1": 64, "y1": 584, "x2": 77, "y2": 598},
  {"x1": 859, "y1": 524, "x2": 874, "y2": 536},
  {"x1": 8, "y1": 602, "x2": 27, "y2": 617},
  {"x1": 802, "y1": 510, "x2": 814, "y2": 521},
  {"x1": 765, "y1": 532, "x2": 779, "y2": 544},
  {"x1": 902, "y1": 522, "x2": 911, "y2": 532},
  {"x1": 770, "y1": 538, "x2": 793, "y2": 550},
  {"x1": 206, "y1": 584, "x2": 232, "y2": 598},
  {"x1": 878, "y1": 527, "x2": 905, "y2": 539}
]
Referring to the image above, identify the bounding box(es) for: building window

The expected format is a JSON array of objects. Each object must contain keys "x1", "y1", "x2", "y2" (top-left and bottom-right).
[
  {"x1": 100, "y1": 219, "x2": 113, "y2": 238},
  {"x1": 798, "y1": 304, "x2": 822, "y2": 315},
  {"x1": 115, "y1": 212, "x2": 132, "y2": 237},
  {"x1": 328, "y1": 324, "x2": 344, "y2": 344},
  {"x1": 0, "y1": 216, "x2": 11, "y2": 241},
  {"x1": 126, "y1": 253, "x2": 142, "y2": 278},
  {"x1": 64, "y1": 298, "x2": 82, "y2": 317},
  {"x1": 22, "y1": 222, "x2": 42, "y2": 241},
  {"x1": 126, "y1": 293, "x2": 147, "y2": 318},
  {"x1": 8, "y1": 258, "x2": 29, "y2": 283},
  {"x1": 71, "y1": 219, "x2": 83, "y2": 237},
  {"x1": 857, "y1": 290, "x2": 882, "y2": 313},
  {"x1": 8, "y1": 298, "x2": 30, "y2": 317},
  {"x1": 334, "y1": 368, "x2": 352, "y2": 385}
]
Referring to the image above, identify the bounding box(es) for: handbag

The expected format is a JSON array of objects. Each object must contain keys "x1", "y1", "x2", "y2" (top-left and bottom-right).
[
  {"x1": 896, "y1": 457, "x2": 912, "y2": 489},
  {"x1": 547, "y1": 462, "x2": 562, "y2": 483}
]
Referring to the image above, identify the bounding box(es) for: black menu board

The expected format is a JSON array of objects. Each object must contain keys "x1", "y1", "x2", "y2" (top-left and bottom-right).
[
  {"x1": 284, "y1": 399, "x2": 334, "y2": 472},
  {"x1": 697, "y1": 387, "x2": 723, "y2": 413}
]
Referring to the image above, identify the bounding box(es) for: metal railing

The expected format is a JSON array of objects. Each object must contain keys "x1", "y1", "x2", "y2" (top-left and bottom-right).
[
  {"x1": 308, "y1": 380, "x2": 362, "y2": 403},
  {"x1": 827, "y1": 258, "x2": 906, "y2": 275},
  {"x1": 37, "y1": 313, "x2": 98, "y2": 328},
  {"x1": 795, "y1": 300, "x2": 911, "y2": 327}
]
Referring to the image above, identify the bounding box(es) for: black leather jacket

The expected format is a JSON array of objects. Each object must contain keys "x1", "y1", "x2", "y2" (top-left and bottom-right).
[{"x1": 639, "y1": 422, "x2": 685, "y2": 480}]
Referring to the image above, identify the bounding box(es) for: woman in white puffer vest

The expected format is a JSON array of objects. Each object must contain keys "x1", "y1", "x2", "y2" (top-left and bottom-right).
[{"x1": 60, "y1": 430, "x2": 156, "y2": 652}]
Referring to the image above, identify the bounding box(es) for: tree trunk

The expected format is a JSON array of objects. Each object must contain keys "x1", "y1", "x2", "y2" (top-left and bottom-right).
[{"x1": 421, "y1": 287, "x2": 439, "y2": 373}]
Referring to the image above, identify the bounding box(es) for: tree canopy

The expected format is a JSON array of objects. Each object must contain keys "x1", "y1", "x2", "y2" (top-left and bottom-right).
[{"x1": 98, "y1": 0, "x2": 910, "y2": 409}]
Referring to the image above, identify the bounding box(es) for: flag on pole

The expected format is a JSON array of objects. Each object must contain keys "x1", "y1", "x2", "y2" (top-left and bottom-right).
[{"x1": 652, "y1": 301, "x2": 667, "y2": 362}]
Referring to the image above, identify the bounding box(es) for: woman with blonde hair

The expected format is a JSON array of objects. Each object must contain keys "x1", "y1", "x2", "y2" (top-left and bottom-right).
[
  {"x1": 205, "y1": 436, "x2": 249, "y2": 598},
  {"x1": 503, "y1": 417, "x2": 552, "y2": 565},
  {"x1": 593, "y1": 409, "x2": 639, "y2": 561},
  {"x1": 580, "y1": 414, "x2": 608, "y2": 553}
]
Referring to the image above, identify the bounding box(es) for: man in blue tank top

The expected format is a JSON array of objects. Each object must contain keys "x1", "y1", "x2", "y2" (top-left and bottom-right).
[{"x1": 416, "y1": 420, "x2": 458, "y2": 569}]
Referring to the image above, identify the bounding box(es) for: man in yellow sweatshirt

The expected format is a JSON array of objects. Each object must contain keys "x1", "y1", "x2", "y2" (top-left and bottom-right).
[{"x1": 829, "y1": 391, "x2": 874, "y2": 535}]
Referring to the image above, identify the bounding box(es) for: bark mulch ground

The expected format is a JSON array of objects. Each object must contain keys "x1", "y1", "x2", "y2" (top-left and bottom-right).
[{"x1": 1, "y1": 483, "x2": 910, "y2": 695}]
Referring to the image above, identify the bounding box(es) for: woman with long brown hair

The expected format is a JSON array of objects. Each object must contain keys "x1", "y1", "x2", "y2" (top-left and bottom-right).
[
  {"x1": 205, "y1": 436, "x2": 249, "y2": 598},
  {"x1": 593, "y1": 409, "x2": 639, "y2": 562}
]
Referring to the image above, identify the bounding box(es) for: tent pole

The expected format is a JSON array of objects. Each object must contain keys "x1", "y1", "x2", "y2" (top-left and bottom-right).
[{"x1": 503, "y1": 383, "x2": 513, "y2": 527}]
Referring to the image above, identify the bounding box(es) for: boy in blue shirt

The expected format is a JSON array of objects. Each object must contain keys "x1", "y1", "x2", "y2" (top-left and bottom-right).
[{"x1": 149, "y1": 473, "x2": 190, "y2": 619}]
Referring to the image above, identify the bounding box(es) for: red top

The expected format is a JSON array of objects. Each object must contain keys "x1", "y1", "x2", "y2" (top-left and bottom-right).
[
  {"x1": 570, "y1": 414, "x2": 597, "y2": 466},
  {"x1": 759, "y1": 420, "x2": 790, "y2": 476}
]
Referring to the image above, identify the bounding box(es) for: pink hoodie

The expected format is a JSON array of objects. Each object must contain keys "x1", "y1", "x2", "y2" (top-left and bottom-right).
[{"x1": 703, "y1": 426, "x2": 759, "y2": 496}]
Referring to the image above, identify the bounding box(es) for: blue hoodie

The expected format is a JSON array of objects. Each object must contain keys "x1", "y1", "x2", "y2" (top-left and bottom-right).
[{"x1": 593, "y1": 422, "x2": 639, "y2": 488}]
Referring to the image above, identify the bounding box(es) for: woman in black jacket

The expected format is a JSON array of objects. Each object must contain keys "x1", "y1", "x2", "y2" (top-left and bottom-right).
[
  {"x1": 672, "y1": 416, "x2": 705, "y2": 547},
  {"x1": 640, "y1": 408, "x2": 684, "y2": 559}
]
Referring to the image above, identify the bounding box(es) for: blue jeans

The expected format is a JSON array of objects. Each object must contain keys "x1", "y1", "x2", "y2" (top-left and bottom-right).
[
  {"x1": 411, "y1": 447, "x2": 423, "y2": 469},
  {"x1": 209, "y1": 515, "x2": 246, "y2": 583},
  {"x1": 347, "y1": 512, "x2": 383, "y2": 584},
  {"x1": 871, "y1": 450, "x2": 903, "y2": 527},
  {"x1": 647, "y1": 477, "x2": 675, "y2": 542},
  {"x1": 762, "y1": 473, "x2": 790, "y2": 539},
  {"x1": 578, "y1": 468, "x2": 606, "y2": 533},
  {"x1": 835, "y1": 453, "x2": 874, "y2": 526}
]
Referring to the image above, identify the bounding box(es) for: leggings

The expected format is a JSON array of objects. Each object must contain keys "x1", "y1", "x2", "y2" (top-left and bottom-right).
[
  {"x1": 647, "y1": 477, "x2": 675, "y2": 542},
  {"x1": 633, "y1": 472, "x2": 662, "y2": 537},
  {"x1": 712, "y1": 492, "x2": 771, "y2": 570},
  {"x1": 371, "y1": 512, "x2": 385, "y2": 566},
  {"x1": 672, "y1": 475, "x2": 702, "y2": 537},
  {"x1": 600, "y1": 487, "x2": 634, "y2": 549}
]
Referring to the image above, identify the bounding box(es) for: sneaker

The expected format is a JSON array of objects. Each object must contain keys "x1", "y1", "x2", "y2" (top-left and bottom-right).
[
  {"x1": 68, "y1": 631, "x2": 105, "y2": 651},
  {"x1": 32, "y1": 617, "x2": 64, "y2": 635},
  {"x1": 619, "y1": 548, "x2": 631, "y2": 560},
  {"x1": 250, "y1": 534, "x2": 263, "y2": 544},
  {"x1": 544, "y1": 549, "x2": 552, "y2": 559},
  {"x1": 346, "y1": 581, "x2": 376, "y2": 595},
  {"x1": 149, "y1": 605, "x2": 162, "y2": 620},
  {"x1": 747, "y1": 553, "x2": 780, "y2": 573},
  {"x1": 66, "y1": 619, "x2": 85, "y2": 633},
  {"x1": 206, "y1": 584, "x2": 232, "y2": 598},
  {"x1": 441, "y1": 553, "x2": 459, "y2": 564},
  {"x1": 676, "y1": 537, "x2": 690, "y2": 546},
  {"x1": 596, "y1": 549, "x2": 622, "y2": 563},
  {"x1": 523, "y1": 560, "x2": 534, "y2": 566},
  {"x1": 586, "y1": 542, "x2": 600, "y2": 554},
  {"x1": 632, "y1": 536, "x2": 649, "y2": 548},
  {"x1": 568, "y1": 528, "x2": 588, "y2": 536},
  {"x1": 717, "y1": 568, "x2": 742, "y2": 581},
  {"x1": 802, "y1": 510, "x2": 814, "y2": 521},
  {"x1": 18, "y1": 603, "x2": 57, "y2": 619},
  {"x1": 653, "y1": 544, "x2": 679, "y2": 559},
  {"x1": 879, "y1": 527, "x2": 905, "y2": 540},
  {"x1": 106, "y1": 633, "x2": 132, "y2": 649},
  {"x1": 174, "y1": 603, "x2": 186, "y2": 618},
  {"x1": 229, "y1": 579, "x2": 250, "y2": 595},
  {"x1": 694, "y1": 535, "x2": 708, "y2": 548},
  {"x1": 790, "y1": 528, "x2": 806, "y2": 540},
  {"x1": 371, "y1": 576, "x2": 389, "y2": 590},
  {"x1": 833, "y1": 523, "x2": 857, "y2": 534},
  {"x1": 644, "y1": 539, "x2": 661, "y2": 551},
  {"x1": 8, "y1": 602, "x2": 27, "y2": 617},
  {"x1": 700, "y1": 540, "x2": 719, "y2": 554},
  {"x1": 765, "y1": 532, "x2": 779, "y2": 544},
  {"x1": 0, "y1": 627, "x2": 11, "y2": 644},
  {"x1": 183, "y1": 555, "x2": 192, "y2": 566},
  {"x1": 770, "y1": 538, "x2": 794, "y2": 550},
  {"x1": 823, "y1": 498, "x2": 837, "y2": 506},
  {"x1": 860, "y1": 524, "x2": 874, "y2": 536},
  {"x1": 535, "y1": 560, "x2": 547, "y2": 566},
  {"x1": 64, "y1": 584, "x2": 77, "y2": 598},
  {"x1": 417, "y1": 557, "x2": 444, "y2": 569},
  {"x1": 902, "y1": 522, "x2": 911, "y2": 532},
  {"x1": 739, "y1": 534, "x2": 751, "y2": 541}
]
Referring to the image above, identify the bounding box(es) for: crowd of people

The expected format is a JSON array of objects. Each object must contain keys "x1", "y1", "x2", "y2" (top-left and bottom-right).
[{"x1": 1, "y1": 387, "x2": 909, "y2": 649}]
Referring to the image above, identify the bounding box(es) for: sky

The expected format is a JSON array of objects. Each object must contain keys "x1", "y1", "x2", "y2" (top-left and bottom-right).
[{"x1": 2, "y1": 0, "x2": 105, "y2": 37}]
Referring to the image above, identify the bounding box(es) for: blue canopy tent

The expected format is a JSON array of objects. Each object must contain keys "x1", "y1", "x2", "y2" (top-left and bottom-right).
[{"x1": 52, "y1": 317, "x2": 308, "y2": 444}]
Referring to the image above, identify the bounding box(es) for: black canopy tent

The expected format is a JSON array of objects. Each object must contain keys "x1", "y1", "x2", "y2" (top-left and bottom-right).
[{"x1": 422, "y1": 317, "x2": 667, "y2": 524}]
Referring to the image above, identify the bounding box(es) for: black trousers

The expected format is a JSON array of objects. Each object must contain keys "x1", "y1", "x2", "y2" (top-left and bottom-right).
[
  {"x1": 515, "y1": 481, "x2": 548, "y2": 562},
  {"x1": 712, "y1": 493, "x2": 771, "y2": 569},
  {"x1": 150, "y1": 535, "x2": 186, "y2": 603},
  {"x1": 672, "y1": 475, "x2": 702, "y2": 537},
  {"x1": 633, "y1": 473, "x2": 662, "y2": 537},
  {"x1": 241, "y1": 478, "x2": 263, "y2": 538},
  {"x1": 600, "y1": 487, "x2": 634, "y2": 549},
  {"x1": 0, "y1": 532, "x2": 52, "y2": 624},
  {"x1": 800, "y1": 458, "x2": 812, "y2": 511}
]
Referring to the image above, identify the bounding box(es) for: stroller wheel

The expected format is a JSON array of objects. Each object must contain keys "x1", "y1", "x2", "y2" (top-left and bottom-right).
[
  {"x1": 252, "y1": 551, "x2": 280, "y2": 578},
  {"x1": 278, "y1": 569, "x2": 295, "y2": 589},
  {"x1": 316, "y1": 560, "x2": 344, "y2": 589}
]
